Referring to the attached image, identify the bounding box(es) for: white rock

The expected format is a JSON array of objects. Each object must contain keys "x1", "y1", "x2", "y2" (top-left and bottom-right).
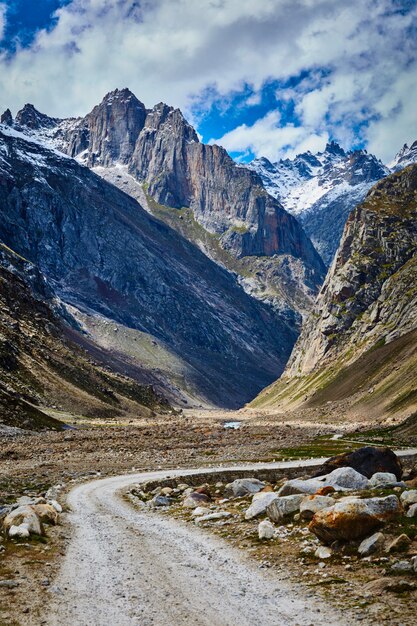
[
  {"x1": 266, "y1": 494, "x2": 304, "y2": 522},
  {"x1": 400, "y1": 490, "x2": 417, "y2": 507},
  {"x1": 391, "y1": 560, "x2": 413, "y2": 572},
  {"x1": 8, "y1": 523, "x2": 30, "y2": 538},
  {"x1": 245, "y1": 493, "x2": 278, "y2": 520},
  {"x1": 406, "y1": 503, "x2": 417, "y2": 518},
  {"x1": 48, "y1": 500, "x2": 62, "y2": 513},
  {"x1": 194, "y1": 512, "x2": 231, "y2": 524},
  {"x1": 369, "y1": 472, "x2": 403, "y2": 488},
  {"x1": 279, "y1": 467, "x2": 369, "y2": 496},
  {"x1": 315, "y1": 546, "x2": 332, "y2": 559},
  {"x1": 226, "y1": 478, "x2": 265, "y2": 497},
  {"x1": 300, "y1": 495, "x2": 335, "y2": 520},
  {"x1": 3, "y1": 506, "x2": 43, "y2": 536},
  {"x1": 258, "y1": 520, "x2": 275, "y2": 540},
  {"x1": 411, "y1": 555, "x2": 417, "y2": 573},
  {"x1": 358, "y1": 532, "x2": 385, "y2": 557},
  {"x1": 191, "y1": 507, "x2": 211, "y2": 518}
]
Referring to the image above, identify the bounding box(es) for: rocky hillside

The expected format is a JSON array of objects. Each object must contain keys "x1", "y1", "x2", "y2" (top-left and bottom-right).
[
  {"x1": 4, "y1": 90, "x2": 325, "y2": 324},
  {"x1": 390, "y1": 139, "x2": 417, "y2": 172},
  {"x1": 0, "y1": 243, "x2": 170, "y2": 432},
  {"x1": 253, "y1": 164, "x2": 417, "y2": 422},
  {"x1": 248, "y1": 142, "x2": 389, "y2": 266},
  {"x1": 0, "y1": 124, "x2": 296, "y2": 410}
]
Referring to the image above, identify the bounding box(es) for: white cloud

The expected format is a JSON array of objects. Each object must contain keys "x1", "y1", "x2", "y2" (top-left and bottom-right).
[{"x1": 0, "y1": 0, "x2": 415, "y2": 162}]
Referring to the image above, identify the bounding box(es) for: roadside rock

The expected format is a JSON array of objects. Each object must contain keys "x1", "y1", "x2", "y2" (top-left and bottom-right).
[
  {"x1": 48, "y1": 500, "x2": 62, "y2": 513},
  {"x1": 258, "y1": 520, "x2": 275, "y2": 540},
  {"x1": 369, "y1": 472, "x2": 404, "y2": 488},
  {"x1": 266, "y1": 494, "x2": 304, "y2": 523},
  {"x1": 406, "y1": 503, "x2": 417, "y2": 517},
  {"x1": 245, "y1": 493, "x2": 278, "y2": 520},
  {"x1": 3, "y1": 505, "x2": 43, "y2": 537},
  {"x1": 391, "y1": 560, "x2": 413, "y2": 573},
  {"x1": 386, "y1": 534, "x2": 411, "y2": 553},
  {"x1": 182, "y1": 492, "x2": 210, "y2": 508},
  {"x1": 151, "y1": 495, "x2": 172, "y2": 507},
  {"x1": 191, "y1": 507, "x2": 211, "y2": 518},
  {"x1": 358, "y1": 532, "x2": 385, "y2": 557},
  {"x1": 225, "y1": 478, "x2": 265, "y2": 498},
  {"x1": 194, "y1": 512, "x2": 231, "y2": 524},
  {"x1": 309, "y1": 495, "x2": 402, "y2": 544},
  {"x1": 314, "y1": 446, "x2": 403, "y2": 480},
  {"x1": 279, "y1": 467, "x2": 369, "y2": 496},
  {"x1": 315, "y1": 546, "x2": 332, "y2": 559},
  {"x1": 32, "y1": 504, "x2": 59, "y2": 525},
  {"x1": 8, "y1": 524, "x2": 31, "y2": 538},
  {"x1": 400, "y1": 490, "x2": 417, "y2": 507},
  {"x1": 300, "y1": 495, "x2": 335, "y2": 520}
]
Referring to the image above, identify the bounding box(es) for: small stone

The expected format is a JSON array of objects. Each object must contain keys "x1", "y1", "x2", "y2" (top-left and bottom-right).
[
  {"x1": 194, "y1": 512, "x2": 231, "y2": 524},
  {"x1": 358, "y1": 532, "x2": 385, "y2": 557},
  {"x1": 160, "y1": 487, "x2": 173, "y2": 496},
  {"x1": 191, "y1": 506, "x2": 211, "y2": 518},
  {"x1": 150, "y1": 495, "x2": 172, "y2": 507},
  {"x1": 411, "y1": 555, "x2": 417, "y2": 573},
  {"x1": 391, "y1": 560, "x2": 413, "y2": 573},
  {"x1": 387, "y1": 534, "x2": 411, "y2": 553},
  {"x1": 258, "y1": 519, "x2": 275, "y2": 540},
  {"x1": 315, "y1": 546, "x2": 332, "y2": 559},
  {"x1": 244, "y1": 492, "x2": 277, "y2": 520},
  {"x1": 0, "y1": 580, "x2": 19, "y2": 588}
]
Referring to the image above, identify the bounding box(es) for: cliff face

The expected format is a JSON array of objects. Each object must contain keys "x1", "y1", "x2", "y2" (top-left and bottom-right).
[
  {"x1": 5, "y1": 89, "x2": 325, "y2": 323},
  {"x1": 253, "y1": 165, "x2": 417, "y2": 420},
  {"x1": 0, "y1": 125, "x2": 295, "y2": 408}
]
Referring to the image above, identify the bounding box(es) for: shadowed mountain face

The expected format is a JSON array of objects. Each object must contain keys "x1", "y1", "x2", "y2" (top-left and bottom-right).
[
  {"x1": 0, "y1": 126, "x2": 297, "y2": 408},
  {"x1": 253, "y1": 165, "x2": 417, "y2": 421},
  {"x1": 7, "y1": 90, "x2": 326, "y2": 326}
]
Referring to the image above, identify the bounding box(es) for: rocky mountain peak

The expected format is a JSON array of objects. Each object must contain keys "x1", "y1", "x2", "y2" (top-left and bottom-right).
[
  {"x1": 15, "y1": 103, "x2": 60, "y2": 130},
  {"x1": 0, "y1": 108, "x2": 13, "y2": 126},
  {"x1": 390, "y1": 138, "x2": 417, "y2": 172},
  {"x1": 324, "y1": 141, "x2": 346, "y2": 157}
]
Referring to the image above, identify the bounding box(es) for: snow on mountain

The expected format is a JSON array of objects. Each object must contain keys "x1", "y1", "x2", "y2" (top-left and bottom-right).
[
  {"x1": 389, "y1": 140, "x2": 417, "y2": 172},
  {"x1": 247, "y1": 142, "x2": 390, "y2": 265}
]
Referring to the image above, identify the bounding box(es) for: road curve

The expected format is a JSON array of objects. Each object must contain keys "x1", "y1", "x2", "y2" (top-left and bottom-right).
[{"x1": 45, "y1": 455, "x2": 416, "y2": 626}]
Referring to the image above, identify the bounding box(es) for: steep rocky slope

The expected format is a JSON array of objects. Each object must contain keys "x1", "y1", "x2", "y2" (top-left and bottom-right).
[
  {"x1": 0, "y1": 244, "x2": 169, "y2": 432},
  {"x1": 253, "y1": 164, "x2": 417, "y2": 422},
  {"x1": 248, "y1": 143, "x2": 389, "y2": 266},
  {"x1": 389, "y1": 139, "x2": 417, "y2": 172},
  {"x1": 6, "y1": 90, "x2": 325, "y2": 324},
  {"x1": 0, "y1": 125, "x2": 294, "y2": 409}
]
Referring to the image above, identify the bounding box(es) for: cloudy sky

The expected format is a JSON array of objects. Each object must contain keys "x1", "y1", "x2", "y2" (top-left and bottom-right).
[{"x1": 0, "y1": 0, "x2": 416, "y2": 162}]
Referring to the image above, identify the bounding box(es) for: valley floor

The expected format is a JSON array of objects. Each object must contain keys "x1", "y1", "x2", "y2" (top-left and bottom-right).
[{"x1": 0, "y1": 405, "x2": 416, "y2": 625}]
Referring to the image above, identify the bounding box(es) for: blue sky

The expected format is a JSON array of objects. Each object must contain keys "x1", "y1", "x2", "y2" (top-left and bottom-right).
[{"x1": 0, "y1": 0, "x2": 416, "y2": 163}]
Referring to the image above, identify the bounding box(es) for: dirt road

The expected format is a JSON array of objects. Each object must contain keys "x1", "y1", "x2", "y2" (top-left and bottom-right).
[{"x1": 44, "y1": 463, "x2": 351, "y2": 626}]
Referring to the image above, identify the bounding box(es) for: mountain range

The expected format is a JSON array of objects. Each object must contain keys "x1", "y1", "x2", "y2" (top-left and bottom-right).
[
  {"x1": 247, "y1": 139, "x2": 417, "y2": 266},
  {"x1": 1, "y1": 87, "x2": 416, "y2": 428}
]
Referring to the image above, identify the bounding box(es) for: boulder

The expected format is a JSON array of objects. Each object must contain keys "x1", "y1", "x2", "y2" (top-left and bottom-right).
[
  {"x1": 406, "y1": 503, "x2": 417, "y2": 518},
  {"x1": 309, "y1": 495, "x2": 402, "y2": 544},
  {"x1": 300, "y1": 495, "x2": 335, "y2": 520},
  {"x1": 182, "y1": 492, "x2": 210, "y2": 508},
  {"x1": 386, "y1": 534, "x2": 411, "y2": 553},
  {"x1": 225, "y1": 478, "x2": 265, "y2": 498},
  {"x1": 258, "y1": 519, "x2": 275, "y2": 540},
  {"x1": 244, "y1": 493, "x2": 278, "y2": 520},
  {"x1": 369, "y1": 472, "x2": 404, "y2": 488},
  {"x1": 358, "y1": 532, "x2": 385, "y2": 557},
  {"x1": 279, "y1": 467, "x2": 369, "y2": 496},
  {"x1": 32, "y1": 504, "x2": 59, "y2": 525},
  {"x1": 314, "y1": 446, "x2": 402, "y2": 481},
  {"x1": 3, "y1": 506, "x2": 43, "y2": 537},
  {"x1": 8, "y1": 524, "x2": 31, "y2": 539},
  {"x1": 266, "y1": 494, "x2": 304, "y2": 523},
  {"x1": 400, "y1": 490, "x2": 417, "y2": 507}
]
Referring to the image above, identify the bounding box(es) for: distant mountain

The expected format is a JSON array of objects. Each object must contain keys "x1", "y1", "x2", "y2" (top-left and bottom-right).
[
  {"x1": 252, "y1": 164, "x2": 417, "y2": 424},
  {"x1": 3, "y1": 89, "x2": 325, "y2": 326},
  {"x1": 247, "y1": 142, "x2": 389, "y2": 266},
  {"x1": 389, "y1": 140, "x2": 417, "y2": 172},
  {"x1": 0, "y1": 123, "x2": 299, "y2": 410}
]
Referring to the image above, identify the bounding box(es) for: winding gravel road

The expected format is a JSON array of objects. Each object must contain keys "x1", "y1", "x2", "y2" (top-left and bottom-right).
[{"x1": 45, "y1": 455, "x2": 416, "y2": 626}]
